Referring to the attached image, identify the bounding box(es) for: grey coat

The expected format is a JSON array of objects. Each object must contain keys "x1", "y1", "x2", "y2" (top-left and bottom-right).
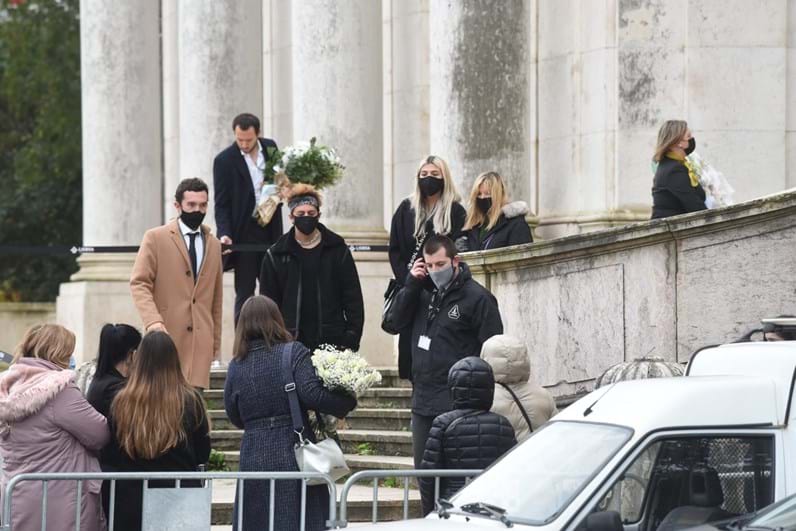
[{"x1": 224, "y1": 340, "x2": 356, "y2": 531}]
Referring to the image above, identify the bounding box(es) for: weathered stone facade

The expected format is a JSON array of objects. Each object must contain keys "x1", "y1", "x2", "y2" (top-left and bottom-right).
[{"x1": 55, "y1": 1, "x2": 796, "y2": 375}]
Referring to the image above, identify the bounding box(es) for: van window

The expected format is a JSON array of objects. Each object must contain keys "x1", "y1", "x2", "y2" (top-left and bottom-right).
[{"x1": 594, "y1": 435, "x2": 774, "y2": 530}]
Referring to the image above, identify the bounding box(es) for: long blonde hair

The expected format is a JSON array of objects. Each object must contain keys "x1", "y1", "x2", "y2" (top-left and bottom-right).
[
  {"x1": 653, "y1": 120, "x2": 688, "y2": 162},
  {"x1": 112, "y1": 331, "x2": 207, "y2": 460},
  {"x1": 410, "y1": 155, "x2": 461, "y2": 239},
  {"x1": 14, "y1": 324, "x2": 75, "y2": 368},
  {"x1": 463, "y1": 171, "x2": 507, "y2": 231}
]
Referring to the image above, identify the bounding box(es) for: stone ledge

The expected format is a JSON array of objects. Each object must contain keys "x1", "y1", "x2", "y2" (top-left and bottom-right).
[{"x1": 465, "y1": 189, "x2": 796, "y2": 274}]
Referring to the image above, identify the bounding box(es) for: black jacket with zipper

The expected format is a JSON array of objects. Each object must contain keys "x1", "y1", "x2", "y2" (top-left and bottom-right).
[
  {"x1": 390, "y1": 262, "x2": 503, "y2": 416},
  {"x1": 419, "y1": 356, "x2": 516, "y2": 515},
  {"x1": 259, "y1": 224, "x2": 364, "y2": 351},
  {"x1": 463, "y1": 201, "x2": 533, "y2": 251}
]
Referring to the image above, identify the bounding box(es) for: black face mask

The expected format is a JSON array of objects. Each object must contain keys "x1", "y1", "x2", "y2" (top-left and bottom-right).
[
  {"x1": 294, "y1": 216, "x2": 319, "y2": 235},
  {"x1": 476, "y1": 197, "x2": 492, "y2": 214},
  {"x1": 180, "y1": 210, "x2": 205, "y2": 231},
  {"x1": 685, "y1": 137, "x2": 696, "y2": 155},
  {"x1": 418, "y1": 177, "x2": 444, "y2": 197}
]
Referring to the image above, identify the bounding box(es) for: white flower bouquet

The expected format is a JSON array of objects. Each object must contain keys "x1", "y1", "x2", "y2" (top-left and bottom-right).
[
  {"x1": 686, "y1": 151, "x2": 735, "y2": 208},
  {"x1": 311, "y1": 345, "x2": 382, "y2": 397}
]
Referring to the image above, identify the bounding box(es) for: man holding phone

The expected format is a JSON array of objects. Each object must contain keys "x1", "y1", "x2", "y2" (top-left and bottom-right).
[{"x1": 389, "y1": 234, "x2": 503, "y2": 469}]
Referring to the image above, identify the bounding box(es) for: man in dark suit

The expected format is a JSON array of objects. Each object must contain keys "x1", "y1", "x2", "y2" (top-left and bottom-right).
[{"x1": 213, "y1": 113, "x2": 282, "y2": 324}]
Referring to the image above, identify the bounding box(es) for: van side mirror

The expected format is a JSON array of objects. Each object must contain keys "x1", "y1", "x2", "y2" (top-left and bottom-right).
[{"x1": 582, "y1": 511, "x2": 623, "y2": 531}]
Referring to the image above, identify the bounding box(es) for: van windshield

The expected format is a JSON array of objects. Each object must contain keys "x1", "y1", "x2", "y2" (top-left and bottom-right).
[{"x1": 450, "y1": 421, "x2": 632, "y2": 525}]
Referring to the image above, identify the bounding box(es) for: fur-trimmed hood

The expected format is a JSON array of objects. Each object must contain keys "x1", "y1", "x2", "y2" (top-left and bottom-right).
[
  {"x1": 502, "y1": 201, "x2": 529, "y2": 219},
  {"x1": 0, "y1": 358, "x2": 75, "y2": 437}
]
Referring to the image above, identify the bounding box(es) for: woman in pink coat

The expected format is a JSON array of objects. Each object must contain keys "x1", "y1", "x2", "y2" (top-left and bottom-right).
[{"x1": 0, "y1": 324, "x2": 110, "y2": 531}]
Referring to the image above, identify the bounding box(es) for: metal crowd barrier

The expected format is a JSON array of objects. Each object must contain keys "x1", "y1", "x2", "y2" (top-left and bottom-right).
[
  {"x1": 2, "y1": 471, "x2": 337, "y2": 531},
  {"x1": 336, "y1": 469, "x2": 482, "y2": 528}
]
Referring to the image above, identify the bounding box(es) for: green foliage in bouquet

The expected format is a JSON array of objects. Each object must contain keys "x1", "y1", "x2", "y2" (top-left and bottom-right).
[
  {"x1": 263, "y1": 137, "x2": 344, "y2": 190},
  {"x1": 207, "y1": 449, "x2": 230, "y2": 472}
]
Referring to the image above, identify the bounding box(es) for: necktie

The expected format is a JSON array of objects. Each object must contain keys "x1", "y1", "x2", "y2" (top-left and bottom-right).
[{"x1": 188, "y1": 232, "x2": 198, "y2": 282}]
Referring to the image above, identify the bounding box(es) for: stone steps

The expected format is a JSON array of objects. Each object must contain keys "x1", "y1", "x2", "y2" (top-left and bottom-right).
[
  {"x1": 343, "y1": 407, "x2": 411, "y2": 431},
  {"x1": 210, "y1": 428, "x2": 414, "y2": 457},
  {"x1": 356, "y1": 387, "x2": 412, "y2": 409},
  {"x1": 209, "y1": 407, "x2": 412, "y2": 433},
  {"x1": 339, "y1": 429, "x2": 413, "y2": 458},
  {"x1": 208, "y1": 367, "x2": 410, "y2": 391},
  {"x1": 220, "y1": 451, "x2": 414, "y2": 474}
]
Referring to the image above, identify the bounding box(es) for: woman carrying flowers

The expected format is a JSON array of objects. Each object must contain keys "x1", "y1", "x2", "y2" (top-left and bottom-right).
[
  {"x1": 224, "y1": 295, "x2": 357, "y2": 531},
  {"x1": 651, "y1": 120, "x2": 708, "y2": 219}
]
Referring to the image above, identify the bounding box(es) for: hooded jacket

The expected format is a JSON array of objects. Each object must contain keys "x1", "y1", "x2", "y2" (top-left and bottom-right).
[
  {"x1": 390, "y1": 262, "x2": 504, "y2": 416},
  {"x1": 464, "y1": 201, "x2": 533, "y2": 251},
  {"x1": 481, "y1": 335, "x2": 558, "y2": 442},
  {"x1": 0, "y1": 358, "x2": 109, "y2": 531},
  {"x1": 419, "y1": 357, "x2": 516, "y2": 515},
  {"x1": 260, "y1": 223, "x2": 365, "y2": 351}
]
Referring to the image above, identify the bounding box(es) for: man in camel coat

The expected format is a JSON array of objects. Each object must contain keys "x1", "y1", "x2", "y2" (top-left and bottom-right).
[{"x1": 130, "y1": 178, "x2": 223, "y2": 389}]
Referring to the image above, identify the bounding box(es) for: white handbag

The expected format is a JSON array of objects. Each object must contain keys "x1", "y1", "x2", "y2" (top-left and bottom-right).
[
  {"x1": 293, "y1": 434, "x2": 350, "y2": 485},
  {"x1": 281, "y1": 345, "x2": 350, "y2": 486}
]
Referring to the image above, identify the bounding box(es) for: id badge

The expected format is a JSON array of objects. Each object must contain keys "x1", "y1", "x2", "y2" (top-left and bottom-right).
[{"x1": 418, "y1": 335, "x2": 431, "y2": 350}]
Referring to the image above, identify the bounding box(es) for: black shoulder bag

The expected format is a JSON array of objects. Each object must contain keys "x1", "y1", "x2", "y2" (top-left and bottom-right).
[{"x1": 381, "y1": 233, "x2": 427, "y2": 335}]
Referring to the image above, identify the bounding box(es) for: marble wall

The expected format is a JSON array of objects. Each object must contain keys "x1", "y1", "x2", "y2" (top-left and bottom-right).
[{"x1": 466, "y1": 190, "x2": 796, "y2": 399}]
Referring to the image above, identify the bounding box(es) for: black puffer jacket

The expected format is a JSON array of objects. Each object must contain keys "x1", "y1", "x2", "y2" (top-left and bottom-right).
[
  {"x1": 419, "y1": 357, "x2": 516, "y2": 515},
  {"x1": 259, "y1": 224, "x2": 364, "y2": 351},
  {"x1": 390, "y1": 262, "x2": 503, "y2": 416},
  {"x1": 463, "y1": 201, "x2": 533, "y2": 251}
]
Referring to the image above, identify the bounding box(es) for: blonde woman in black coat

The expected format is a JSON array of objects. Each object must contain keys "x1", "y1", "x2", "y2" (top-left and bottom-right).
[
  {"x1": 461, "y1": 171, "x2": 532, "y2": 251},
  {"x1": 388, "y1": 155, "x2": 466, "y2": 380},
  {"x1": 651, "y1": 120, "x2": 707, "y2": 219}
]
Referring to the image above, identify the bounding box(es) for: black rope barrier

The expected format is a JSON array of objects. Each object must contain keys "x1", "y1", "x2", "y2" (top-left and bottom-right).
[{"x1": 0, "y1": 243, "x2": 389, "y2": 256}]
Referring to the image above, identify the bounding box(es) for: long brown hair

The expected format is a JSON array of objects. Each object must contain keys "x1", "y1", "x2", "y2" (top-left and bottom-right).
[
  {"x1": 14, "y1": 324, "x2": 75, "y2": 368},
  {"x1": 463, "y1": 171, "x2": 508, "y2": 232},
  {"x1": 111, "y1": 331, "x2": 207, "y2": 460},
  {"x1": 233, "y1": 295, "x2": 294, "y2": 360},
  {"x1": 653, "y1": 120, "x2": 688, "y2": 162}
]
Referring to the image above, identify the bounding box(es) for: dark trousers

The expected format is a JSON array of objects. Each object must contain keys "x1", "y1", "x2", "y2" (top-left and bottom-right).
[
  {"x1": 411, "y1": 412, "x2": 436, "y2": 470},
  {"x1": 234, "y1": 212, "x2": 281, "y2": 324}
]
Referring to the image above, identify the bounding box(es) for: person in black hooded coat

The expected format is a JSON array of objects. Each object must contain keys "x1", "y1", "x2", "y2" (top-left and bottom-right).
[
  {"x1": 419, "y1": 356, "x2": 516, "y2": 515},
  {"x1": 460, "y1": 171, "x2": 532, "y2": 252}
]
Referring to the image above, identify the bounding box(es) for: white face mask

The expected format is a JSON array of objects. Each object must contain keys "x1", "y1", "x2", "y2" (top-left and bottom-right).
[{"x1": 429, "y1": 263, "x2": 455, "y2": 290}]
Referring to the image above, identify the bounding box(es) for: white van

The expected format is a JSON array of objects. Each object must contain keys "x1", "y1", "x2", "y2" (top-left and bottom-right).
[{"x1": 352, "y1": 337, "x2": 796, "y2": 530}]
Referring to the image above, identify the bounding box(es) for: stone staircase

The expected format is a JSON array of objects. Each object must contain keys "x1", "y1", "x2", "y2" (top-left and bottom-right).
[{"x1": 205, "y1": 367, "x2": 421, "y2": 525}]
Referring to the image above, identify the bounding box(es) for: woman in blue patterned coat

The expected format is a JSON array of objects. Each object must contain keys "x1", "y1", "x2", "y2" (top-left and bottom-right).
[{"x1": 224, "y1": 295, "x2": 357, "y2": 530}]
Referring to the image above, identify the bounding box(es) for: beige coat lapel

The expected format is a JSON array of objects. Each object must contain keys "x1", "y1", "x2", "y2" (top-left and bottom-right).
[{"x1": 167, "y1": 220, "x2": 193, "y2": 275}]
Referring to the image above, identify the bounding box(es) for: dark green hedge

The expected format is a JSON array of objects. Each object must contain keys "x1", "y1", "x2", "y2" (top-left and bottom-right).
[{"x1": 0, "y1": 0, "x2": 81, "y2": 301}]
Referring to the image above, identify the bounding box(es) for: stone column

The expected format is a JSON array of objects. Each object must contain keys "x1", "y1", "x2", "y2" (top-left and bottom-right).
[
  {"x1": 177, "y1": 0, "x2": 263, "y2": 361},
  {"x1": 162, "y1": 0, "x2": 180, "y2": 219},
  {"x1": 178, "y1": 0, "x2": 263, "y2": 232},
  {"x1": 429, "y1": 0, "x2": 531, "y2": 206},
  {"x1": 291, "y1": 0, "x2": 385, "y2": 242},
  {"x1": 59, "y1": 0, "x2": 163, "y2": 361},
  {"x1": 291, "y1": 1, "x2": 392, "y2": 366},
  {"x1": 385, "y1": 0, "x2": 431, "y2": 221}
]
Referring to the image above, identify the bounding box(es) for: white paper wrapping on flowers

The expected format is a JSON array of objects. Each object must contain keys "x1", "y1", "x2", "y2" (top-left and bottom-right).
[
  {"x1": 687, "y1": 152, "x2": 735, "y2": 208},
  {"x1": 311, "y1": 345, "x2": 382, "y2": 397}
]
